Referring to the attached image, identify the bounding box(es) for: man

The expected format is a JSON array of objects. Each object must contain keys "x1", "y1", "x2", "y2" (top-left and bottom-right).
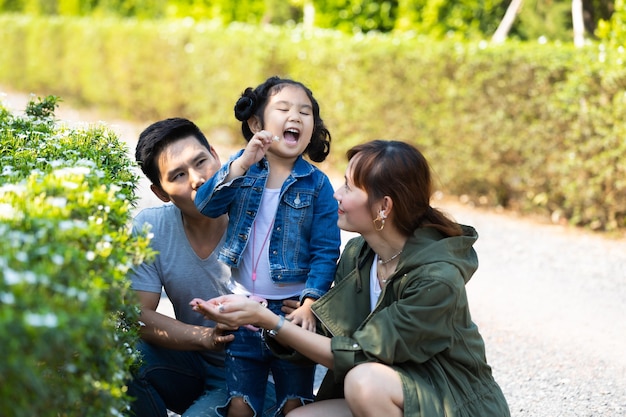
[{"x1": 127, "y1": 118, "x2": 290, "y2": 416}]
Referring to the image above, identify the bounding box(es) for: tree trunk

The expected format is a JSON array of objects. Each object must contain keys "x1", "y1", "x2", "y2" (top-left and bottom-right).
[
  {"x1": 572, "y1": 0, "x2": 586, "y2": 47},
  {"x1": 303, "y1": 1, "x2": 315, "y2": 29},
  {"x1": 492, "y1": 0, "x2": 525, "y2": 44}
]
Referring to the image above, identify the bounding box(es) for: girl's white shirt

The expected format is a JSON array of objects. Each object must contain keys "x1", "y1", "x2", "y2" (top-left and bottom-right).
[{"x1": 229, "y1": 187, "x2": 303, "y2": 300}]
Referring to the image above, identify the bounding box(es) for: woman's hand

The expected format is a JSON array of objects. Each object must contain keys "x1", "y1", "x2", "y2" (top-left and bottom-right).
[
  {"x1": 192, "y1": 295, "x2": 334, "y2": 369},
  {"x1": 190, "y1": 294, "x2": 274, "y2": 329}
]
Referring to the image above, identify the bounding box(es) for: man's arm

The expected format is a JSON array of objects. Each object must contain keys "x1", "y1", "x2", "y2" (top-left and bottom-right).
[{"x1": 136, "y1": 290, "x2": 233, "y2": 351}]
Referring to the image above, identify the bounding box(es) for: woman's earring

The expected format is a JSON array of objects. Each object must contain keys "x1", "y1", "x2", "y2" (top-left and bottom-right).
[{"x1": 373, "y1": 210, "x2": 386, "y2": 231}]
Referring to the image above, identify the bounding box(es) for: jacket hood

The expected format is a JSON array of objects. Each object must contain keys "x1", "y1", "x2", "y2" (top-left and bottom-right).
[{"x1": 398, "y1": 224, "x2": 479, "y2": 284}]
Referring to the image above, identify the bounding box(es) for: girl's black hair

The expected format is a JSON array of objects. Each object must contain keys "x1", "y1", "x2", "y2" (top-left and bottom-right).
[{"x1": 233, "y1": 76, "x2": 331, "y2": 162}]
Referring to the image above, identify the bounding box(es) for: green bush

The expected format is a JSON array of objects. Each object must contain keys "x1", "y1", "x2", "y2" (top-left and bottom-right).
[
  {"x1": 1, "y1": 0, "x2": 617, "y2": 42},
  {"x1": 0, "y1": 96, "x2": 154, "y2": 417},
  {"x1": 0, "y1": 16, "x2": 624, "y2": 232}
]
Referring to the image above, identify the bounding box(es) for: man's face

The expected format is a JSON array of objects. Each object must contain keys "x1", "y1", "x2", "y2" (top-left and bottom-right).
[{"x1": 153, "y1": 136, "x2": 220, "y2": 215}]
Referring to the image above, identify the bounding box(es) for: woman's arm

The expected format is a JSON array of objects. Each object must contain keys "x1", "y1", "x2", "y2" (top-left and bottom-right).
[
  {"x1": 273, "y1": 315, "x2": 334, "y2": 368},
  {"x1": 191, "y1": 295, "x2": 335, "y2": 368}
]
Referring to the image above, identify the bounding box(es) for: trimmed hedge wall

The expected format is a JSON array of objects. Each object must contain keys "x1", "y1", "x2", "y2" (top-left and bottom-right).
[
  {"x1": 0, "y1": 15, "x2": 624, "y2": 232},
  {"x1": 0, "y1": 96, "x2": 153, "y2": 417}
]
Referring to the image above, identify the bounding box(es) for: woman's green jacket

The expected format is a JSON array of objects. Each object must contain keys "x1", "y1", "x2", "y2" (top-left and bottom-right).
[{"x1": 311, "y1": 225, "x2": 510, "y2": 417}]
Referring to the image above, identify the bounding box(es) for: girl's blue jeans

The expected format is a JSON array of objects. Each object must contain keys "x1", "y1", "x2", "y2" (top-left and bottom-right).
[
  {"x1": 219, "y1": 299, "x2": 315, "y2": 417},
  {"x1": 127, "y1": 340, "x2": 276, "y2": 417}
]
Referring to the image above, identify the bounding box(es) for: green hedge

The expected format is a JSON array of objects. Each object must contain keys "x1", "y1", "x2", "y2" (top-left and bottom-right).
[
  {"x1": 0, "y1": 15, "x2": 624, "y2": 232},
  {"x1": 0, "y1": 96, "x2": 153, "y2": 417}
]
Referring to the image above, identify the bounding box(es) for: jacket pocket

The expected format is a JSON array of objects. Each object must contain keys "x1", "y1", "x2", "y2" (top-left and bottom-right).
[{"x1": 283, "y1": 189, "x2": 313, "y2": 210}]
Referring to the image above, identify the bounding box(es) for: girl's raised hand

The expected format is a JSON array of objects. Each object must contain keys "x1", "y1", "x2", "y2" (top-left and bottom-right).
[{"x1": 239, "y1": 130, "x2": 275, "y2": 168}]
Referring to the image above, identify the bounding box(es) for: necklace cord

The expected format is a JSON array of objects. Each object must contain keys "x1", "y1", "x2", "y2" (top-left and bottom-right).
[
  {"x1": 377, "y1": 250, "x2": 403, "y2": 285},
  {"x1": 378, "y1": 249, "x2": 403, "y2": 265},
  {"x1": 252, "y1": 219, "x2": 275, "y2": 295}
]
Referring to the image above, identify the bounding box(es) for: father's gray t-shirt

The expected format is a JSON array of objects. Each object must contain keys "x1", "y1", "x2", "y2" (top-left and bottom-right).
[{"x1": 129, "y1": 203, "x2": 231, "y2": 364}]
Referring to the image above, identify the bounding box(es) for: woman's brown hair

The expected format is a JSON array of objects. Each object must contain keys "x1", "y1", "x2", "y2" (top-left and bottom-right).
[{"x1": 347, "y1": 140, "x2": 462, "y2": 237}]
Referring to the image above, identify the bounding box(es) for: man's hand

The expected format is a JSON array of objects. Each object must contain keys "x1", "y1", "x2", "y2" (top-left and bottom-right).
[
  {"x1": 281, "y1": 299, "x2": 301, "y2": 315},
  {"x1": 207, "y1": 322, "x2": 236, "y2": 351}
]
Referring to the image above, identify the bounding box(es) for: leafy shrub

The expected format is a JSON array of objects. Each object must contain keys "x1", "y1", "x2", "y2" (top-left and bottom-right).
[
  {"x1": 0, "y1": 16, "x2": 624, "y2": 232},
  {"x1": 0, "y1": 96, "x2": 153, "y2": 417},
  {"x1": 1, "y1": 0, "x2": 616, "y2": 41}
]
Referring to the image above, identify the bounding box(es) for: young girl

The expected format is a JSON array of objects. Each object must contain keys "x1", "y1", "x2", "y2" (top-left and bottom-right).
[{"x1": 193, "y1": 76, "x2": 341, "y2": 417}]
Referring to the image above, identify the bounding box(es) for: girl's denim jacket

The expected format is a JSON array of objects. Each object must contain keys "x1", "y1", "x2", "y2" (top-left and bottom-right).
[{"x1": 195, "y1": 151, "x2": 341, "y2": 301}]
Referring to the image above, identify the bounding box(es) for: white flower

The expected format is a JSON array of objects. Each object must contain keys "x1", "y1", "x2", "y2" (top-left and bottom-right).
[
  {"x1": 53, "y1": 166, "x2": 91, "y2": 178},
  {"x1": 51, "y1": 254, "x2": 64, "y2": 266},
  {"x1": 50, "y1": 159, "x2": 65, "y2": 168},
  {"x1": 0, "y1": 292, "x2": 15, "y2": 304},
  {"x1": 96, "y1": 241, "x2": 112, "y2": 250},
  {"x1": 58, "y1": 219, "x2": 87, "y2": 231},
  {"x1": 4, "y1": 268, "x2": 38, "y2": 285},
  {"x1": 76, "y1": 159, "x2": 97, "y2": 168},
  {"x1": 47, "y1": 196, "x2": 68, "y2": 208},
  {"x1": 0, "y1": 203, "x2": 16, "y2": 220},
  {"x1": 0, "y1": 183, "x2": 26, "y2": 196},
  {"x1": 24, "y1": 312, "x2": 58, "y2": 328},
  {"x1": 62, "y1": 181, "x2": 80, "y2": 190}
]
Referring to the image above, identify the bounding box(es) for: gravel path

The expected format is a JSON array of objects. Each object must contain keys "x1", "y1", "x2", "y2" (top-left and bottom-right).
[
  {"x1": 447, "y1": 203, "x2": 626, "y2": 416},
  {"x1": 3, "y1": 89, "x2": 625, "y2": 416}
]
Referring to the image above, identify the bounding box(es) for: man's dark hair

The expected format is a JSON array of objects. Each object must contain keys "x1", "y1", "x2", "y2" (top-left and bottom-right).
[{"x1": 135, "y1": 117, "x2": 211, "y2": 187}]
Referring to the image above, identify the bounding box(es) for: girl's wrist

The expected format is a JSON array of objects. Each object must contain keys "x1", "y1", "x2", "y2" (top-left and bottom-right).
[
  {"x1": 234, "y1": 159, "x2": 249, "y2": 174},
  {"x1": 228, "y1": 157, "x2": 249, "y2": 176}
]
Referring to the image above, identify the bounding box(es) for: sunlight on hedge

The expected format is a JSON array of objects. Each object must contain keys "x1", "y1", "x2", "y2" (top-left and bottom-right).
[{"x1": 0, "y1": 96, "x2": 155, "y2": 417}]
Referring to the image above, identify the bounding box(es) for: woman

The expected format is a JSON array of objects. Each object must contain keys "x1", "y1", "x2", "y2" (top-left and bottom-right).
[{"x1": 192, "y1": 140, "x2": 510, "y2": 417}]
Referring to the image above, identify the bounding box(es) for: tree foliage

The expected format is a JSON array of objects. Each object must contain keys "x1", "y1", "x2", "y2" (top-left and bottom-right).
[
  {"x1": 0, "y1": 0, "x2": 620, "y2": 42},
  {"x1": 597, "y1": 0, "x2": 625, "y2": 44}
]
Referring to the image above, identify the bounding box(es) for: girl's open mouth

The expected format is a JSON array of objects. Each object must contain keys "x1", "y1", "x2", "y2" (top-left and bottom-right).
[{"x1": 283, "y1": 129, "x2": 300, "y2": 144}]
